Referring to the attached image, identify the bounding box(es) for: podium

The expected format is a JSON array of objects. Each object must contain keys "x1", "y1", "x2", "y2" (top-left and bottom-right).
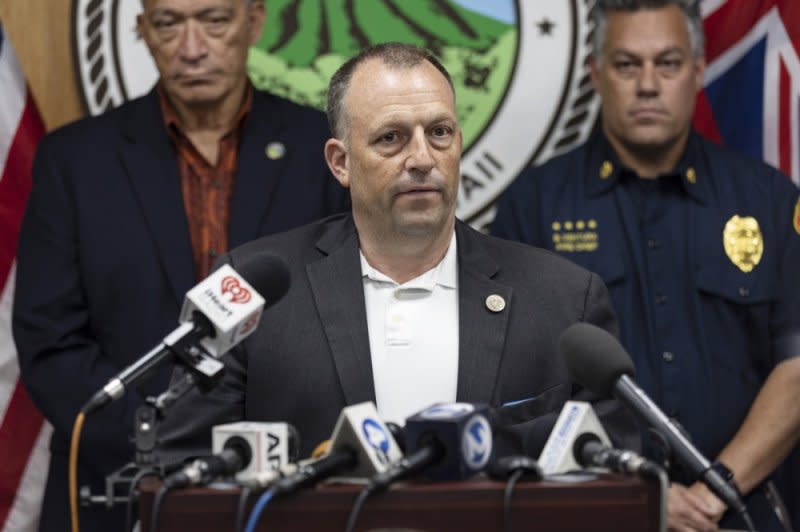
[{"x1": 138, "y1": 474, "x2": 661, "y2": 531}]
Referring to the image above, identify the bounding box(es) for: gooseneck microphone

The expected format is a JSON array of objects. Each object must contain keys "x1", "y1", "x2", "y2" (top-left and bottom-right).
[
  {"x1": 559, "y1": 323, "x2": 751, "y2": 523},
  {"x1": 83, "y1": 252, "x2": 290, "y2": 414}
]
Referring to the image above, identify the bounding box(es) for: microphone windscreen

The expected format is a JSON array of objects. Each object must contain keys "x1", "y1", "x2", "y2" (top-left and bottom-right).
[
  {"x1": 559, "y1": 323, "x2": 635, "y2": 398},
  {"x1": 234, "y1": 251, "x2": 291, "y2": 305}
]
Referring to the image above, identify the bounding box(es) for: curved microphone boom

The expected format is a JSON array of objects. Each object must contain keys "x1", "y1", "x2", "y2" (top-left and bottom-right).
[{"x1": 559, "y1": 323, "x2": 750, "y2": 519}]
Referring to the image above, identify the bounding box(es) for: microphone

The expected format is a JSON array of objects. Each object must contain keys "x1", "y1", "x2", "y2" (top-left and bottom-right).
[
  {"x1": 573, "y1": 433, "x2": 659, "y2": 475},
  {"x1": 559, "y1": 323, "x2": 748, "y2": 516},
  {"x1": 164, "y1": 435, "x2": 253, "y2": 489},
  {"x1": 83, "y1": 253, "x2": 290, "y2": 414},
  {"x1": 369, "y1": 403, "x2": 494, "y2": 493},
  {"x1": 212, "y1": 422, "x2": 300, "y2": 483},
  {"x1": 271, "y1": 402, "x2": 403, "y2": 495},
  {"x1": 537, "y1": 400, "x2": 612, "y2": 475}
]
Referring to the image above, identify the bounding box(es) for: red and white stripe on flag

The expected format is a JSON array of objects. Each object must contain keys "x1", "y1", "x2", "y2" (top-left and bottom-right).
[
  {"x1": 0, "y1": 23, "x2": 52, "y2": 532},
  {"x1": 695, "y1": 0, "x2": 800, "y2": 185}
]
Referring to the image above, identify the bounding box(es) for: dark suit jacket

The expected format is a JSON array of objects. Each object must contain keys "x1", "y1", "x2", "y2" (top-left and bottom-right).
[
  {"x1": 12, "y1": 88, "x2": 348, "y2": 531},
  {"x1": 161, "y1": 214, "x2": 638, "y2": 463}
]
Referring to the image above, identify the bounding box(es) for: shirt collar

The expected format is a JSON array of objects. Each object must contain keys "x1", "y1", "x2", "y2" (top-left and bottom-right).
[
  {"x1": 157, "y1": 82, "x2": 254, "y2": 140},
  {"x1": 360, "y1": 232, "x2": 458, "y2": 290},
  {"x1": 585, "y1": 128, "x2": 710, "y2": 204}
]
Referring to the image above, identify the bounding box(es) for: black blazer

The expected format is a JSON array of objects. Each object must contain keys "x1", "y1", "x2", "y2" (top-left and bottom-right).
[
  {"x1": 13, "y1": 88, "x2": 348, "y2": 531},
  {"x1": 161, "y1": 214, "x2": 638, "y2": 460}
]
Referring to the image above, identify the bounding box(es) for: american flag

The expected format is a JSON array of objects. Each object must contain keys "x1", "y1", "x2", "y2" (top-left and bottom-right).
[
  {"x1": 695, "y1": 0, "x2": 800, "y2": 186},
  {"x1": 0, "y1": 22, "x2": 51, "y2": 532}
]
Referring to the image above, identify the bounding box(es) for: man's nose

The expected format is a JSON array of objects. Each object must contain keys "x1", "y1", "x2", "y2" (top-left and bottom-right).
[
  {"x1": 178, "y1": 21, "x2": 208, "y2": 63},
  {"x1": 636, "y1": 62, "x2": 660, "y2": 97},
  {"x1": 406, "y1": 129, "x2": 435, "y2": 175}
]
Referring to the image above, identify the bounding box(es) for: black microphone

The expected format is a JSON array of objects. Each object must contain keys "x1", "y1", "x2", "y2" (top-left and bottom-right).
[
  {"x1": 369, "y1": 403, "x2": 494, "y2": 493},
  {"x1": 83, "y1": 252, "x2": 290, "y2": 414},
  {"x1": 164, "y1": 435, "x2": 253, "y2": 489},
  {"x1": 573, "y1": 433, "x2": 660, "y2": 476},
  {"x1": 270, "y1": 450, "x2": 357, "y2": 495},
  {"x1": 559, "y1": 323, "x2": 748, "y2": 516}
]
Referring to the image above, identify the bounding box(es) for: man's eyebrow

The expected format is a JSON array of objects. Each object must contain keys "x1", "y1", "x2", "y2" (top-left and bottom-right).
[{"x1": 610, "y1": 46, "x2": 687, "y2": 58}]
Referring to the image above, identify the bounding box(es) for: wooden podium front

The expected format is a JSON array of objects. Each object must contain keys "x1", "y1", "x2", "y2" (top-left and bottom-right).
[{"x1": 138, "y1": 474, "x2": 661, "y2": 531}]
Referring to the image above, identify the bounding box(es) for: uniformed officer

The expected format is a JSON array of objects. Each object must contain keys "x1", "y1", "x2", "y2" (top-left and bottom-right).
[{"x1": 492, "y1": 1, "x2": 800, "y2": 531}]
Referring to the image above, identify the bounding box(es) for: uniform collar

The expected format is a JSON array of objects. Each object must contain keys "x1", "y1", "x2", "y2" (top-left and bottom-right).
[{"x1": 585, "y1": 128, "x2": 710, "y2": 204}]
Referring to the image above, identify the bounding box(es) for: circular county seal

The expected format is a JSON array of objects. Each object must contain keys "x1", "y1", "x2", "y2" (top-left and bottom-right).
[{"x1": 73, "y1": 0, "x2": 597, "y2": 224}]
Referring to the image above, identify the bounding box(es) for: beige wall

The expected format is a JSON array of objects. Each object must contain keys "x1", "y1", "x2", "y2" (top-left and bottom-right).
[{"x1": 1, "y1": 0, "x2": 84, "y2": 131}]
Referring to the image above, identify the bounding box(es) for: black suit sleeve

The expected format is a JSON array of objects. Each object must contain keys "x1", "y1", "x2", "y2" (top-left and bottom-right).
[
  {"x1": 13, "y1": 137, "x2": 140, "y2": 472},
  {"x1": 578, "y1": 272, "x2": 639, "y2": 452}
]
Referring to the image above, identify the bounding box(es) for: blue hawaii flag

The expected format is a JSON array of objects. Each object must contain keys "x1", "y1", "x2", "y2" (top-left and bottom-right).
[{"x1": 696, "y1": 0, "x2": 800, "y2": 186}]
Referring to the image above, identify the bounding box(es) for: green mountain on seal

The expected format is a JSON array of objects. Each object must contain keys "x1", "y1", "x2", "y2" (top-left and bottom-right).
[
  {"x1": 257, "y1": 0, "x2": 512, "y2": 68},
  {"x1": 248, "y1": 0, "x2": 517, "y2": 150}
]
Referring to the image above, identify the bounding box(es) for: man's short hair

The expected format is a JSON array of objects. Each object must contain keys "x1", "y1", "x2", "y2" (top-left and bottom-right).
[
  {"x1": 591, "y1": 0, "x2": 705, "y2": 62},
  {"x1": 326, "y1": 42, "x2": 455, "y2": 139}
]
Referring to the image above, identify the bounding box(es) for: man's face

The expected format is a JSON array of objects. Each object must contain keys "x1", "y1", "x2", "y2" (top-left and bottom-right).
[
  {"x1": 326, "y1": 59, "x2": 462, "y2": 240},
  {"x1": 137, "y1": 0, "x2": 264, "y2": 107},
  {"x1": 592, "y1": 5, "x2": 704, "y2": 154}
]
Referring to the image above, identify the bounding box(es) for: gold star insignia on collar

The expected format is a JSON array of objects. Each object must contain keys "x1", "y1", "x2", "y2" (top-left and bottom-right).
[
  {"x1": 599, "y1": 161, "x2": 613, "y2": 179},
  {"x1": 685, "y1": 167, "x2": 697, "y2": 184}
]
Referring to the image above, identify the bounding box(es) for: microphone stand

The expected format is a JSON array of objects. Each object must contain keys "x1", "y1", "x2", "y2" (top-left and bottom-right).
[{"x1": 80, "y1": 344, "x2": 227, "y2": 510}]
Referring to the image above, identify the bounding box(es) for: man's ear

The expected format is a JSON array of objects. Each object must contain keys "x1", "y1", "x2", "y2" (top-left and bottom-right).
[
  {"x1": 694, "y1": 56, "x2": 707, "y2": 93},
  {"x1": 136, "y1": 14, "x2": 145, "y2": 42},
  {"x1": 589, "y1": 55, "x2": 601, "y2": 92},
  {"x1": 324, "y1": 138, "x2": 350, "y2": 188},
  {"x1": 247, "y1": 1, "x2": 267, "y2": 45}
]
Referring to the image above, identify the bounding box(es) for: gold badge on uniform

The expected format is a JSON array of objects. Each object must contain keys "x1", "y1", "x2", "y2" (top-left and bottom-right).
[
  {"x1": 723, "y1": 215, "x2": 763, "y2": 273},
  {"x1": 793, "y1": 198, "x2": 800, "y2": 236}
]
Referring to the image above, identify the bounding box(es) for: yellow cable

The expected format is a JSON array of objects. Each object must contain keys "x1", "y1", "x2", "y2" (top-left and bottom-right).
[
  {"x1": 69, "y1": 412, "x2": 86, "y2": 532},
  {"x1": 311, "y1": 439, "x2": 331, "y2": 459}
]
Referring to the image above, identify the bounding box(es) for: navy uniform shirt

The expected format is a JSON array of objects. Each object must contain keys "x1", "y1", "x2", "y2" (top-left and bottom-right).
[{"x1": 491, "y1": 129, "x2": 800, "y2": 473}]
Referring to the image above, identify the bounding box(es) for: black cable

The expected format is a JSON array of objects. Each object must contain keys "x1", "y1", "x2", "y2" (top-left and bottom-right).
[
  {"x1": 234, "y1": 485, "x2": 252, "y2": 532},
  {"x1": 125, "y1": 468, "x2": 161, "y2": 532},
  {"x1": 344, "y1": 485, "x2": 377, "y2": 532},
  {"x1": 740, "y1": 508, "x2": 757, "y2": 532},
  {"x1": 502, "y1": 469, "x2": 525, "y2": 532},
  {"x1": 149, "y1": 483, "x2": 172, "y2": 532}
]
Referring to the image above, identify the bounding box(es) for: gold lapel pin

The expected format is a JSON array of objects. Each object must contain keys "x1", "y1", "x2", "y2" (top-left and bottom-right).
[{"x1": 266, "y1": 141, "x2": 286, "y2": 160}]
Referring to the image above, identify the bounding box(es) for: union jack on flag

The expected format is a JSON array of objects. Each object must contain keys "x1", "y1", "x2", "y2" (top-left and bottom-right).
[{"x1": 695, "y1": 0, "x2": 800, "y2": 185}]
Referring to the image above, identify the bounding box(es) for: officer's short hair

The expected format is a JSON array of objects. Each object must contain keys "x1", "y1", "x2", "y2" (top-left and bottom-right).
[
  {"x1": 326, "y1": 42, "x2": 454, "y2": 141},
  {"x1": 591, "y1": 0, "x2": 705, "y2": 62}
]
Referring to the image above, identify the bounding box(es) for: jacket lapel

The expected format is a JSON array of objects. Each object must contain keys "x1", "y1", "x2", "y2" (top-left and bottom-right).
[
  {"x1": 119, "y1": 90, "x2": 195, "y2": 306},
  {"x1": 305, "y1": 217, "x2": 375, "y2": 404},
  {"x1": 229, "y1": 91, "x2": 290, "y2": 248},
  {"x1": 455, "y1": 221, "x2": 512, "y2": 404}
]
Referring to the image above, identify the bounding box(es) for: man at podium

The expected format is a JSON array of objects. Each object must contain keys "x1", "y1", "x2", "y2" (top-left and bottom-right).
[{"x1": 160, "y1": 42, "x2": 638, "y2": 469}]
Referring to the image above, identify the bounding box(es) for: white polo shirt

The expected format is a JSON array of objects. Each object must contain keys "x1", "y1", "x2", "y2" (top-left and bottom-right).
[{"x1": 360, "y1": 233, "x2": 459, "y2": 425}]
